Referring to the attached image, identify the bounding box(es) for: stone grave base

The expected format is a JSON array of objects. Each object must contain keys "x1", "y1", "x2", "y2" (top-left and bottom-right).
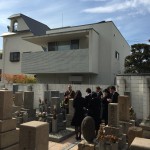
[
  {"x1": 0, "y1": 129, "x2": 19, "y2": 149},
  {"x1": 142, "y1": 130, "x2": 150, "y2": 139},
  {"x1": 0, "y1": 144, "x2": 19, "y2": 150},
  {"x1": 130, "y1": 137, "x2": 150, "y2": 150},
  {"x1": 49, "y1": 128, "x2": 75, "y2": 142},
  {"x1": 104, "y1": 126, "x2": 121, "y2": 137},
  {"x1": 120, "y1": 121, "x2": 133, "y2": 134},
  {"x1": 98, "y1": 141, "x2": 118, "y2": 150},
  {"x1": 140, "y1": 119, "x2": 150, "y2": 138}
]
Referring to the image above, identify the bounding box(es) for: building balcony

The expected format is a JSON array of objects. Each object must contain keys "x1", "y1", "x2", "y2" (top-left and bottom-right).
[
  {"x1": 22, "y1": 27, "x2": 99, "y2": 74},
  {"x1": 22, "y1": 49, "x2": 97, "y2": 74}
]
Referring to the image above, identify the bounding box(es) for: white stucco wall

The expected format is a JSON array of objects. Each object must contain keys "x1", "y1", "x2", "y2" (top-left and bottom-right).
[
  {"x1": 111, "y1": 24, "x2": 130, "y2": 83},
  {"x1": 2, "y1": 32, "x2": 43, "y2": 78}
]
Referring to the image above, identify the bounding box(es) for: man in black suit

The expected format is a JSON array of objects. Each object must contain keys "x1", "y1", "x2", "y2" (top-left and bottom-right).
[
  {"x1": 96, "y1": 86, "x2": 103, "y2": 99},
  {"x1": 109, "y1": 86, "x2": 119, "y2": 103},
  {"x1": 84, "y1": 88, "x2": 92, "y2": 111}
]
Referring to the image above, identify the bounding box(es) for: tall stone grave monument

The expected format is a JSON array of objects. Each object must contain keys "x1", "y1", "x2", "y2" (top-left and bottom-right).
[
  {"x1": 12, "y1": 92, "x2": 23, "y2": 114},
  {"x1": 66, "y1": 99, "x2": 74, "y2": 127},
  {"x1": 98, "y1": 103, "x2": 128, "y2": 150},
  {"x1": 0, "y1": 90, "x2": 19, "y2": 150},
  {"x1": 22, "y1": 91, "x2": 36, "y2": 121},
  {"x1": 44, "y1": 90, "x2": 66, "y2": 134},
  {"x1": 118, "y1": 96, "x2": 135, "y2": 134},
  {"x1": 108, "y1": 103, "x2": 119, "y2": 127},
  {"x1": 14, "y1": 92, "x2": 23, "y2": 107}
]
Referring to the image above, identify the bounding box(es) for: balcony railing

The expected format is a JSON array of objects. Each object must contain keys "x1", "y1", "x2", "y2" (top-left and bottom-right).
[{"x1": 22, "y1": 49, "x2": 90, "y2": 74}]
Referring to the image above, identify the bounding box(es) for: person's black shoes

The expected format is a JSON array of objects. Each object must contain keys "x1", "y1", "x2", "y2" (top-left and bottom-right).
[{"x1": 76, "y1": 137, "x2": 81, "y2": 141}]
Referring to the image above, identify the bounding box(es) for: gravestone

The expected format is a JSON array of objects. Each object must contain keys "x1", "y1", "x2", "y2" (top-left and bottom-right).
[
  {"x1": 81, "y1": 116, "x2": 95, "y2": 143},
  {"x1": 14, "y1": 92, "x2": 23, "y2": 106},
  {"x1": 118, "y1": 96, "x2": 130, "y2": 122},
  {"x1": 0, "y1": 90, "x2": 13, "y2": 120},
  {"x1": 108, "y1": 103, "x2": 119, "y2": 127},
  {"x1": 19, "y1": 121, "x2": 49, "y2": 150},
  {"x1": 52, "y1": 119, "x2": 58, "y2": 133},
  {"x1": 66, "y1": 99, "x2": 74, "y2": 127},
  {"x1": 0, "y1": 90, "x2": 19, "y2": 150},
  {"x1": 51, "y1": 97, "x2": 61, "y2": 113},
  {"x1": 23, "y1": 91, "x2": 34, "y2": 109},
  {"x1": 98, "y1": 103, "x2": 128, "y2": 150}
]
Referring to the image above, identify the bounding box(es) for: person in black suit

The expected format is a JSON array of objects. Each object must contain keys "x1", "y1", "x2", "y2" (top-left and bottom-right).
[
  {"x1": 84, "y1": 88, "x2": 92, "y2": 114},
  {"x1": 88, "y1": 92, "x2": 101, "y2": 136},
  {"x1": 109, "y1": 86, "x2": 119, "y2": 103},
  {"x1": 101, "y1": 89, "x2": 111, "y2": 125},
  {"x1": 71, "y1": 90, "x2": 85, "y2": 140},
  {"x1": 63, "y1": 85, "x2": 75, "y2": 114},
  {"x1": 96, "y1": 86, "x2": 103, "y2": 99}
]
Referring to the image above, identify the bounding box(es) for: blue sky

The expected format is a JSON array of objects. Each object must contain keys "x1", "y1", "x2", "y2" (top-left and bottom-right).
[{"x1": 0, "y1": 0, "x2": 150, "y2": 49}]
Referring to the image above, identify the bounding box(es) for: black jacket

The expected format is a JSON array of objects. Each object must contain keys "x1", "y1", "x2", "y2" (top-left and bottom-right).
[{"x1": 111, "y1": 92, "x2": 119, "y2": 103}]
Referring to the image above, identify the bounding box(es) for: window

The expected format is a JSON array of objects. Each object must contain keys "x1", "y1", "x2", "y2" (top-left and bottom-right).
[
  {"x1": 48, "y1": 39, "x2": 80, "y2": 51},
  {"x1": 71, "y1": 40, "x2": 79, "y2": 50},
  {"x1": 13, "y1": 21, "x2": 18, "y2": 32},
  {"x1": 115, "y1": 51, "x2": 119, "y2": 60},
  {"x1": 58, "y1": 41, "x2": 70, "y2": 51},
  {"x1": 0, "y1": 53, "x2": 2, "y2": 59},
  {"x1": 48, "y1": 42, "x2": 57, "y2": 51},
  {"x1": 10, "y1": 52, "x2": 20, "y2": 62}
]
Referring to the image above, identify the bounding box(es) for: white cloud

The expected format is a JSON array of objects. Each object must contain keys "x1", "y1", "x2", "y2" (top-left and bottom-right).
[{"x1": 83, "y1": 0, "x2": 150, "y2": 13}]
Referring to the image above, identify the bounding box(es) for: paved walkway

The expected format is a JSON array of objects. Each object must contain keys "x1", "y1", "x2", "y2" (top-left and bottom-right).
[{"x1": 49, "y1": 135, "x2": 80, "y2": 150}]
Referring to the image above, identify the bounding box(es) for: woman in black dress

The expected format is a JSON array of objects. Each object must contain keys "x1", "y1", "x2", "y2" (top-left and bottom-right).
[
  {"x1": 71, "y1": 90, "x2": 85, "y2": 140},
  {"x1": 101, "y1": 89, "x2": 111, "y2": 125}
]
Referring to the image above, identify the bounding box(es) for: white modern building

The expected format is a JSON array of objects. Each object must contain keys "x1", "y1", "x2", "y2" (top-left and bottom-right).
[{"x1": 1, "y1": 13, "x2": 130, "y2": 85}]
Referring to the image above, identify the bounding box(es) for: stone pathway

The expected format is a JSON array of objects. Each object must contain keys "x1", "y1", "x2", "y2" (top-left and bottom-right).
[{"x1": 49, "y1": 135, "x2": 80, "y2": 150}]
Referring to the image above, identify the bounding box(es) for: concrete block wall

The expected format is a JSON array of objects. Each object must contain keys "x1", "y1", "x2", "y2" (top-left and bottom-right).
[
  {"x1": 117, "y1": 75, "x2": 150, "y2": 119},
  {"x1": 4, "y1": 83, "x2": 109, "y2": 109}
]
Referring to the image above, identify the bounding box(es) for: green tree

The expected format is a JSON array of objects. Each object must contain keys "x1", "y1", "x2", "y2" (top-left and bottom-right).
[{"x1": 125, "y1": 44, "x2": 150, "y2": 73}]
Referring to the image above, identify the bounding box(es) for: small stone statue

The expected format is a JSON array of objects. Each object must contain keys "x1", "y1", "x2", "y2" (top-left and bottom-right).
[{"x1": 81, "y1": 116, "x2": 95, "y2": 143}]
